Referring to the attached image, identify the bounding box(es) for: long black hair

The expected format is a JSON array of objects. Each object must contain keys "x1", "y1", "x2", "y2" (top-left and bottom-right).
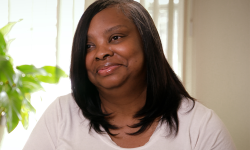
[{"x1": 70, "y1": 0, "x2": 195, "y2": 136}]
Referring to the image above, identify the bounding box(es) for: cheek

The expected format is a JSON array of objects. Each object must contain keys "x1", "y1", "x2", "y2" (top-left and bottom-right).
[
  {"x1": 85, "y1": 52, "x2": 96, "y2": 71},
  {"x1": 114, "y1": 40, "x2": 143, "y2": 58},
  {"x1": 128, "y1": 42, "x2": 145, "y2": 71},
  {"x1": 126, "y1": 44, "x2": 144, "y2": 64},
  {"x1": 85, "y1": 53, "x2": 96, "y2": 82}
]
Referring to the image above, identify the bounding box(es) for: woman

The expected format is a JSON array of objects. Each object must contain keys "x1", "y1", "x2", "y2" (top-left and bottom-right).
[{"x1": 23, "y1": 0, "x2": 236, "y2": 149}]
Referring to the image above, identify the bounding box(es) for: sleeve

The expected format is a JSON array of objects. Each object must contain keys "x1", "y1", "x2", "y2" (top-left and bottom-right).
[
  {"x1": 193, "y1": 109, "x2": 237, "y2": 150},
  {"x1": 23, "y1": 97, "x2": 62, "y2": 150}
]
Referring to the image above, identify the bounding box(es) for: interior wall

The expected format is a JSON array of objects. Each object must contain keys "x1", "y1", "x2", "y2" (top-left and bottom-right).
[{"x1": 190, "y1": 0, "x2": 250, "y2": 149}]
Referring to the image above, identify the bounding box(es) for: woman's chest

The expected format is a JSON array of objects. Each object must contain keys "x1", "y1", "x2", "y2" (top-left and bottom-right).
[
  {"x1": 55, "y1": 120, "x2": 192, "y2": 150},
  {"x1": 109, "y1": 130, "x2": 154, "y2": 148}
]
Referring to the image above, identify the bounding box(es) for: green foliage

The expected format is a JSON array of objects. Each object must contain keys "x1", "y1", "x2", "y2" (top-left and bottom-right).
[
  {"x1": 0, "y1": 20, "x2": 22, "y2": 36},
  {"x1": 0, "y1": 21, "x2": 67, "y2": 133},
  {"x1": 0, "y1": 32, "x2": 7, "y2": 56}
]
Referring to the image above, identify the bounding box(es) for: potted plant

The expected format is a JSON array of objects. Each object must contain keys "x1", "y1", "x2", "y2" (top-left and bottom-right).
[{"x1": 0, "y1": 21, "x2": 68, "y2": 138}]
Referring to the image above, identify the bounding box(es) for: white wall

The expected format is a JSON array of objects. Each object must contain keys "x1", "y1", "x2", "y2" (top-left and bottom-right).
[{"x1": 187, "y1": 0, "x2": 250, "y2": 149}]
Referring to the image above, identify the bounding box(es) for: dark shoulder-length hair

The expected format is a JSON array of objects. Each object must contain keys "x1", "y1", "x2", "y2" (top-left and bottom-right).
[{"x1": 70, "y1": 0, "x2": 195, "y2": 136}]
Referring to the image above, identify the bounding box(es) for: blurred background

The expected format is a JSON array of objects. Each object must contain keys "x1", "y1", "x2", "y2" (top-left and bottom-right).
[{"x1": 0, "y1": 0, "x2": 249, "y2": 149}]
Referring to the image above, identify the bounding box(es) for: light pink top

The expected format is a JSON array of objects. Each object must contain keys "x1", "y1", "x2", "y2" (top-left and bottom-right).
[{"x1": 23, "y1": 94, "x2": 236, "y2": 150}]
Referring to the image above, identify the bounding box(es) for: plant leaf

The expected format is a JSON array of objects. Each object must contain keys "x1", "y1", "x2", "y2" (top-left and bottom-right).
[
  {"x1": 0, "y1": 32, "x2": 6, "y2": 56},
  {"x1": 6, "y1": 38, "x2": 15, "y2": 50},
  {"x1": 43, "y1": 66, "x2": 68, "y2": 77},
  {"x1": 4, "y1": 90, "x2": 23, "y2": 133},
  {"x1": 19, "y1": 76, "x2": 44, "y2": 93},
  {"x1": 24, "y1": 93, "x2": 31, "y2": 102},
  {"x1": 22, "y1": 98, "x2": 35, "y2": 113},
  {"x1": 20, "y1": 109, "x2": 29, "y2": 129},
  {"x1": 0, "y1": 56, "x2": 15, "y2": 85},
  {"x1": 0, "y1": 82, "x2": 2, "y2": 92},
  {"x1": 0, "y1": 91, "x2": 9, "y2": 109},
  {"x1": 16, "y1": 65, "x2": 47, "y2": 75},
  {"x1": 0, "y1": 20, "x2": 22, "y2": 36},
  {"x1": 21, "y1": 99, "x2": 35, "y2": 129},
  {"x1": 6, "y1": 106, "x2": 20, "y2": 133},
  {"x1": 36, "y1": 66, "x2": 68, "y2": 83}
]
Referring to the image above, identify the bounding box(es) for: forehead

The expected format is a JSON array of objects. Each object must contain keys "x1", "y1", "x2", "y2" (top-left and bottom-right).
[{"x1": 87, "y1": 7, "x2": 135, "y2": 35}]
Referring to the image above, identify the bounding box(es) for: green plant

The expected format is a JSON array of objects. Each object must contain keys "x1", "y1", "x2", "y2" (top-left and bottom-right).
[{"x1": 0, "y1": 21, "x2": 68, "y2": 133}]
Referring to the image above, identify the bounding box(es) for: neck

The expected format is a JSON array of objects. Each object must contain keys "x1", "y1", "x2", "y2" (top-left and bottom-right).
[{"x1": 98, "y1": 83, "x2": 147, "y2": 118}]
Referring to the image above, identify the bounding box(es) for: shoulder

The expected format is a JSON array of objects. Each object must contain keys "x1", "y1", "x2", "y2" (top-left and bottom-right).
[
  {"x1": 177, "y1": 98, "x2": 236, "y2": 150},
  {"x1": 179, "y1": 99, "x2": 225, "y2": 130},
  {"x1": 178, "y1": 98, "x2": 227, "y2": 135},
  {"x1": 49, "y1": 93, "x2": 79, "y2": 111},
  {"x1": 178, "y1": 98, "x2": 221, "y2": 126},
  {"x1": 56, "y1": 93, "x2": 78, "y2": 110},
  {"x1": 23, "y1": 94, "x2": 87, "y2": 150},
  {"x1": 54, "y1": 93, "x2": 76, "y2": 106},
  {"x1": 44, "y1": 93, "x2": 85, "y2": 122},
  {"x1": 178, "y1": 98, "x2": 211, "y2": 115}
]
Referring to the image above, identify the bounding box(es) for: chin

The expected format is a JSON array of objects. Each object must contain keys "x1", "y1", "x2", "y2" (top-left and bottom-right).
[{"x1": 95, "y1": 76, "x2": 127, "y2": 90}]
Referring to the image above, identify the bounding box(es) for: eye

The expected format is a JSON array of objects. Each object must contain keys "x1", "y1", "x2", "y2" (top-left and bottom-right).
[
  {"x1": 86, "y1": 43, "x2": 95, "y2": 51},
  {"x1": 112, "y1": 36, "x2": 120, "y2": 40},
  {"x1": 110, "y1": 35, "x2": 122, "y2": 42},
  {"x1": 86, "y1": 44, "x2": 91, "y2": 49}
]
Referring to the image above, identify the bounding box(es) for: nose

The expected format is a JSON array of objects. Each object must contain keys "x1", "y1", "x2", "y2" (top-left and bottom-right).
[{"x1": 95, "y1": 46, "x2": 114, "y2": 61}]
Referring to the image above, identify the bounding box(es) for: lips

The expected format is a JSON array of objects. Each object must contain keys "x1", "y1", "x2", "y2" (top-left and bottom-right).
[{"x1": 96, "y1": 63, "x2": 122, "y2": 76}]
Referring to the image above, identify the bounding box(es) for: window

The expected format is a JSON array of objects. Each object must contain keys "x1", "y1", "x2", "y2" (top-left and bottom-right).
[
  {"x1": 0, "y1": 0, "x2": 184, "y2": 149},
  {"x1": 134, "y1": 0, "x2": 184, "y2": 79}
]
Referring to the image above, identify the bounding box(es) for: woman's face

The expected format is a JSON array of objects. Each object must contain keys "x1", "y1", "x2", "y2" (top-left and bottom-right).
[{"x1": 85, "y1": 7, "x2": 145, "y2": 90}]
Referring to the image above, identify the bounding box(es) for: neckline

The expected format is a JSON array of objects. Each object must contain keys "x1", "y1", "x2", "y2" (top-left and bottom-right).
[{"x1": 96, "y1": 121, "x2": 164, "y2": 150}]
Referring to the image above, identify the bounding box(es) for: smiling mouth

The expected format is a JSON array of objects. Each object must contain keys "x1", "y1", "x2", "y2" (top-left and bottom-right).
[{"x1": 97, "y1": 65, "x2": 122, "y2": 76}]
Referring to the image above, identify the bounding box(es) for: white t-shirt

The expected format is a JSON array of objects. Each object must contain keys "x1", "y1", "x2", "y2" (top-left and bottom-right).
[{"x1": 23, "y1": 94, "x2": 236, "y2": 150}]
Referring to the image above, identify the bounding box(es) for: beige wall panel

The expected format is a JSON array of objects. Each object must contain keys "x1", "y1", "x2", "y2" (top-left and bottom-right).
[{"x1": 192, "y1": 0, "x2": 250, "y2": 149}]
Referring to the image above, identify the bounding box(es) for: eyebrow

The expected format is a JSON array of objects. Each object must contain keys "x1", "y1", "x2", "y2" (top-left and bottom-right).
[
  {"x1": 104, "y1": 25, "x2": 128, "y2": 34},
  {"x1": 87, "y1": 25, "x2": 129, "y2": 39}
]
